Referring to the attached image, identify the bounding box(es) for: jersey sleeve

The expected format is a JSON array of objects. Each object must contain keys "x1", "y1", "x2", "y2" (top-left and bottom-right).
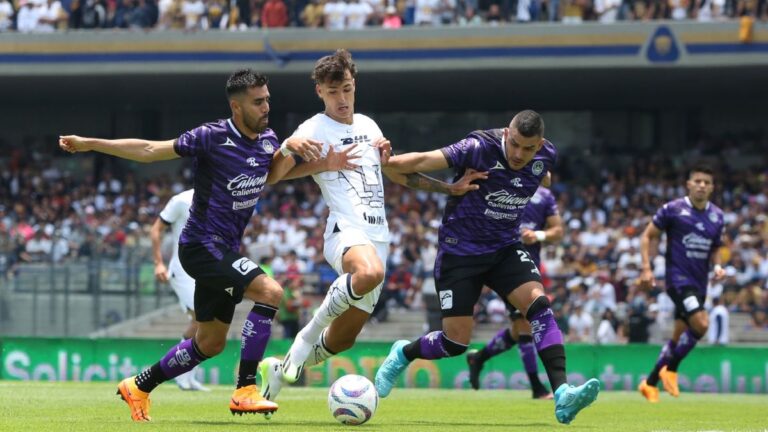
[
  {"x1": 174, "y1": 125, "x2": 211, "y2": 157},
  {"x1": 545, "y1": 192, "x2": 559, "y2": 218},
  {"x1": 440, "y1": 136, "x2": 481, "y2": 169},
  {"x1": 158, "y1": 195, "x2": 180, "y2": 224},
  {"x1": 652, "y1": 204, "x2": 670, "y2": 230},
  {"x1": 291, "y1": 118, "x2": 330, "y2": 158}
]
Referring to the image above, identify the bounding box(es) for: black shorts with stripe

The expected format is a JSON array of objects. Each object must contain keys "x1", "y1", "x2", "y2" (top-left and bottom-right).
[
  {"x1": 434, "y1": 243, "x2": 542, "y2": 318},
  {"x1": 179, "y1": 242, "x2": 264, "y2": 324}
]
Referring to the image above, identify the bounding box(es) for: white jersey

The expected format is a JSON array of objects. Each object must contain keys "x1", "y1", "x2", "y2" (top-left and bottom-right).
[
  {"x1": 159, "y1": 189, "x2": 194, "y2": 277},
  {"x1": 293, "y1": 113, "x2": 390, "y2": 242}
]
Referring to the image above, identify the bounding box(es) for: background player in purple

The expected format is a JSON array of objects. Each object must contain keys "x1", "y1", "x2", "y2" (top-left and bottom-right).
[
  {"x1": 638, "y1": 165, "x2": 726, "y2": 402},
  {"x1": 375, "y1": 110, "x2": 600, "y2": 425},
  {"x1": 466, "y1": 181, "x2": 563, "y2": 399},
  {"x1": 58, "y1": 69, "x2": 330, "y2": 422}
]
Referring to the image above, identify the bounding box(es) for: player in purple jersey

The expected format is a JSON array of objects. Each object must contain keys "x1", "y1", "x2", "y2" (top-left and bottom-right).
[
  {"x1": 466, "y1": 183, "x2": 563, "y2": 399},
  {"x1": 638, "y1": 165, "x2": 726, "y2": 403},
  {"x1": 375, "y1": 110, "x2": 600, "y2": 425},
  {"x1": 58, "y1": 69, "x2": 349, "y2": 422}
]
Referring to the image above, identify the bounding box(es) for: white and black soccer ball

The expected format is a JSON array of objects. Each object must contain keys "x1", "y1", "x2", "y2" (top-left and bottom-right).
[{"x1": 327, "y1": 374, "x2": 378, "y2": 425}]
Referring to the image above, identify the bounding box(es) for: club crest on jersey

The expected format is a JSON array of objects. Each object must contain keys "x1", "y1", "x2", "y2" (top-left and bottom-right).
[
  {"x1": 261, "y1": 140, "x2": 274, "y2": 153},
  {"x1": 532, "y1": 160, "x2": 544, "y2": 176},
  {"x1": 708, "y1": 212, "x2": 718, "y2": 223}
]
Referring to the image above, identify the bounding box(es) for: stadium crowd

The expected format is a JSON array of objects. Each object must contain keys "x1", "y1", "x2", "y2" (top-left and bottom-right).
[
  {"x1": 0, "y1": 134, "x2": 767, "y2": 342},
  {"x1": 0, "y1": 0, "x2": 764, "y2": 33}
]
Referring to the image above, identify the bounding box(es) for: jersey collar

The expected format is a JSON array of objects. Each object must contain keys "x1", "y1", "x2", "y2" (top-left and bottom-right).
[{"x1": 684, "y1": 196, "x2": 710, "y2": 212}]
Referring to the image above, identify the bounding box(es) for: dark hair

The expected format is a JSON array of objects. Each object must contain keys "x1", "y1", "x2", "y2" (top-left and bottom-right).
[
  {"x1": 311, "y1": 49, "x2": 357, "y2": 85},
  {"x1": 688, "y1": 164, "x2": 714, "y2": 180},
  {"x1": 226, "y1": 69, "x2": 268, "y2": 99},
  {"x1": 512, "y1": 110, "x2": 545, "y2": 137}
]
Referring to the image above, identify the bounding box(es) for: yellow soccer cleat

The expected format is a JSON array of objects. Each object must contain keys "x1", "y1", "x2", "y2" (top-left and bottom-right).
[
  {"x1": 638, "y1": 379, "x2": 660, "y2": 403},
  {"x1": 116, "y1": 376, "x2": 152, "y2": 422},
  {"x1": 229, "y1": 385, "x2": 279, "y2": 416},
  {"x1": 659, "y1": 366, "x2": 680, "y2": 397}
]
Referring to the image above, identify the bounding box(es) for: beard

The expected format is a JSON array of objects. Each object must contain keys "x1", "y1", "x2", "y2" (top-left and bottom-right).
[{"x1": 246, "y1": 115, "x2": 268, "y2": 133}]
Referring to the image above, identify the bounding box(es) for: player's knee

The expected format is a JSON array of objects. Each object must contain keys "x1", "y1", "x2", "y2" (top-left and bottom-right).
[
  {"x1": 195, "y1": 336, "x2": 226, "y2": 357},
  {"x1": 251, "y1": 277, "x2": 283, "y2": 306},
  {"x1": 524, "y1": 295, "x2": 551, "y2": 322},
  {"x1": 442, "y1": 334, "x2": 468, "y2": 357},
  {"x1": 353, "y1": 266, "x2": 384, "y2": 294}
]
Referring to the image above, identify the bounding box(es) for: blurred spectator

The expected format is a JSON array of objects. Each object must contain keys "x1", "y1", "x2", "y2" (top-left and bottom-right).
[
  {"x1": 17, "y1": 0, "x2": 41, "y2": 32},
  {"x1": 37, "y1": 0, "x2": 67, "y2": 31},
  {"x1": 457, "y1": 4, "x2": 482, "y2": 24},
  {"x1": 381, "y1": 4, "x2": 402, "y2": 27},
  {"x1": 596, "y1": 309, "x2": 622, "y2": 344},
  {"x1": 345, "y1": 0, "x2": 372, "y2": 28},
  {"x1": 567, "y1": 301, "x2": 594, "y2": 342},
  {"x1": 0, "y1": 0, "x2": 12, "y2": 31},
  {"x1": 181, "y1": 0, "x2": 205, "y2": 29},
  {"x1": 323, "y1": 0, "x2": 346, "y2": 29},
  {"x1": 594, "y1": 0, "x2": 620, "y2": 21},
  {"x1": 278, "y1": 276, "x2": 303, "y2": 338},
  {"x1": 262, "y1": 0, "x2": 289, "y2": 27},
  {"x1": 414, "y1": 0, "x2": 439, "y2": 24},
  {"x1": 300, "y1": 0, "x2": 324, "y2": 26},
  {"x1": 707, "y1": 296, "x2": 729, "y2": 345},
  {"x1": 485, "y1": 2, "x2": 503, "y2": 23}
]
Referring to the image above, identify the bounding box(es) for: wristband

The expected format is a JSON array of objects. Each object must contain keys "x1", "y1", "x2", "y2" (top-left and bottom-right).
[
  {"x1": 280, "y1": 141, "x2": 294, "y2": 157},
  {"x1": 535, "y1": 231, "x2": 546, "y2": 242},
  {"x1": 714, "y1": 264, "x2": 723, "y2": 273}
]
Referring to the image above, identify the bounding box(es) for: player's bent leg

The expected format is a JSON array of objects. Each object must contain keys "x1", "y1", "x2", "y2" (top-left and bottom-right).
[
  {"x1": 117, "y1": 376, "x2": 151, "y2": 422},
  {"x1": 374, "y1": 340, "x2": 411, "y2": 398},
  {"x1": 283, "y1": 273, "x2": 357, "y2": 383},
  {"x1": 466, "y1": 324, "x2": 516, "y2": 390},
  {"x1": 554, "y1": 378, "x2": 601, "y2": 425},
  {"x1": 378, "y1": 318, "x2": 471, "y2": 397},
  {"x1": 465, "y1": 349, "x2": 483, "y2": 391},
  {"x1": 658, "y1": 366, "x2": 679, "y2": 397},
  {"x1": 259, "y1": 357, "x2": 284, "y2": 402},
  {"x1": 230, "y1": 384, "x2": 278, "y2": 416},
  {"x1": 638, "y1": 379, "x2": 660, "y2": 403}
]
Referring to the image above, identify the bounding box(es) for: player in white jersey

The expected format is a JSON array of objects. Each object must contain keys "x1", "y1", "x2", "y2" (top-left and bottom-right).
[
  {"x1": 259, "y1": 49, "x2": 484, "y2": 406},
  {"x1": 150, "y1": 189, "x2": 209, "y2": 392}
]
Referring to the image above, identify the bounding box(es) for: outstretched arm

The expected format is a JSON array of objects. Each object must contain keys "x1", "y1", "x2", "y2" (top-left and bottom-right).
[
  {"x1": 385, "y1": 150, "x2": 450, "y2": 173},
  {"x1": 267, "y1": 144, "x2": 361, "y2": 184},
  {"x1": 384, "y1": 168, "x2": 488, "y2": 196},
  {"x1": 59, "y1": 135, "x2": 179, "y2": 163}
]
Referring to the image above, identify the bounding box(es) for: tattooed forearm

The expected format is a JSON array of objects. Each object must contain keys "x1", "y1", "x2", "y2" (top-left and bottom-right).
[{"x1": 404, "y1": 173, "x2": 453, "y2": 195}]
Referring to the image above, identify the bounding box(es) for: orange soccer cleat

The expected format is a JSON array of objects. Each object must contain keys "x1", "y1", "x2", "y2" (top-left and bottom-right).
[
  {"x1": 116, "y1": 376, "x2": 152, "y2": 422},
  {"x1": 230, "y1": 385, "x2": 279, "y2": 416},
  {"x1": 638, "y1": 379, "x2": 660, "y2": 403},
  {"x1": 659, "y1": 366, "x2": 680, "y2": 397}
]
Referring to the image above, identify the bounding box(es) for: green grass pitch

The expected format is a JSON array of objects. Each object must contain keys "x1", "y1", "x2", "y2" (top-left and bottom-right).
[{"x1": 1, "y1": 381, "x2": 766, "y2": 431}]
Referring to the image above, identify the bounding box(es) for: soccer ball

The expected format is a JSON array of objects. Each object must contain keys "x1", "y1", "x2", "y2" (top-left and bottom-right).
[{"x1": 327, "y1": 374, "x2": 378, "y2": 425}]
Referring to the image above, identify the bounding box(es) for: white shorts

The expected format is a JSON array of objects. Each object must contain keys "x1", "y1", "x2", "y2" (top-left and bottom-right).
[
  {"x1": 323, "y1": 227, "x2": 389, "y2": 314},
  {"x1": 168, "y1": 261, "x2": 195, "y2": 312}
]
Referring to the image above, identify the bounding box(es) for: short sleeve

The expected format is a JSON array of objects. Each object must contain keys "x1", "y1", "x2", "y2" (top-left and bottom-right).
[
  {"x1": 159, "y1": 195, "x2": 180, "y2": 224},
  {"x1": 545, "y1": 193, "x2": 559, "y2": 218},
  {"x1": 440, "y1": 137, "x2": 481, "y2": 169},
  {"x1": 174, "y1": 125, "x2": 210, "y2": 157},
  {"x1": 652, "y1": 204, "x2": 669, "y2": 230}
]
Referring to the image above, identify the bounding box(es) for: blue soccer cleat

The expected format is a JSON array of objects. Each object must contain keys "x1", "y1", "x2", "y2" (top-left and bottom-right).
[
  {"x1": 553, "y1": 378, "x2": 600, "y2": 424},
  {"x1": 374, "y1": 340, "x2": 410, "y2": 398}
]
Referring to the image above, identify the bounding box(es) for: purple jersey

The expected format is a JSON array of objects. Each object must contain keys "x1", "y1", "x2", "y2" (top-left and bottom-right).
[
  {"x1": 173, "y1": 118, "x2": 278, "y2": 254},
  {"x1": 520, "y1": 186, "x2": 559, "y2": 266},
  {"x1": 439, "y1": 129, "x2": 556, "y2": 256},
  {"x1": 652, "y1": 197, "x2": 724, "y2": 295}
]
